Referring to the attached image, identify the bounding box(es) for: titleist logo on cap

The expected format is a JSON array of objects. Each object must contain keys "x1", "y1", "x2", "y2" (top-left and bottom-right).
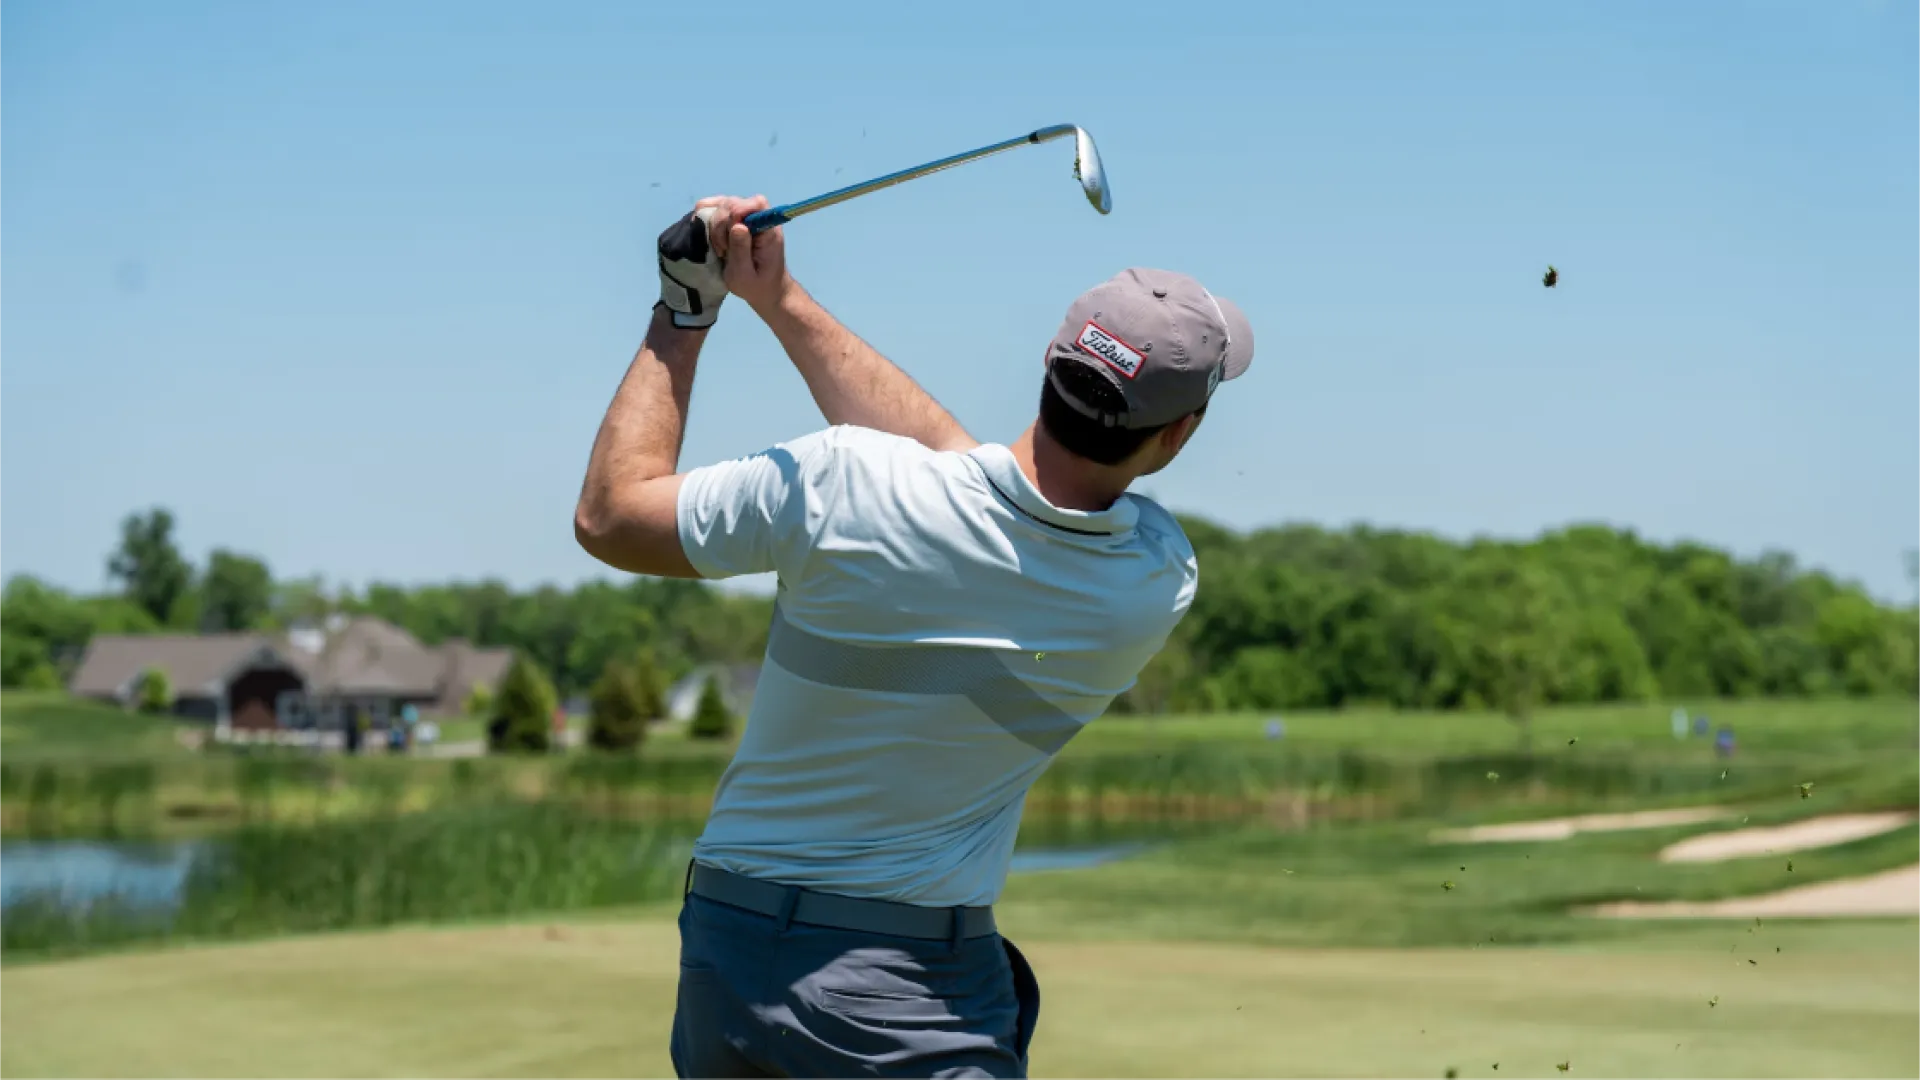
[{"x1": 1076, "y1": 321, "x2": 1143, "y2": 379}]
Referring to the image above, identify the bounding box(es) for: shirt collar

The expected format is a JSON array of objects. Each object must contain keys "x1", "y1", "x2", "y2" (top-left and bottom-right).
[{"x1": 966, "y1": 443, "x2": 1138, "y2": 537}]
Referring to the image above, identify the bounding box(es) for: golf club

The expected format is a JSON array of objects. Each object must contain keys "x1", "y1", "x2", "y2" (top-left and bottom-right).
[{"x1": 741, "y1": 124, "x2": 1110, "y2": 234}]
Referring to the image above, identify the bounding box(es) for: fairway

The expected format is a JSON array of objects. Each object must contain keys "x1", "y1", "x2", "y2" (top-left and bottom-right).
[
  {"x1": 2, "y1": 915, "x2": 1913, "y2": 1078},
  {"x1": 1070, "y1": 699, "x2": 1919, "y2": 760}
]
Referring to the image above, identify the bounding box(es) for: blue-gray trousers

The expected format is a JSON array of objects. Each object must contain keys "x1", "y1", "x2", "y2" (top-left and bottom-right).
[{"x1": 670, "y1": 892, "x2": 1042, "y2": 1078}]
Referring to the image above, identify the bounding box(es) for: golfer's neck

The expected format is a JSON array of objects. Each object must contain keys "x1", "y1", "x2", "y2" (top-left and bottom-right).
[{"x1": 1012, "y1": 424, "x2": 1131, "y2": 513}]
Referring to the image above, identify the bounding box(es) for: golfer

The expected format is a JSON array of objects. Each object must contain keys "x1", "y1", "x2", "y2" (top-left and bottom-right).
[{"x1": 575, "y1": 195, "x2": 1254, "y2": 1078}]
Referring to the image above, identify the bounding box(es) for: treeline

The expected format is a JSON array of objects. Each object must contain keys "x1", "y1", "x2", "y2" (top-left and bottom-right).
[
  {"x1": 1114, "y1": 520, "x2": 1918, "y2": 715},
  {"x1": 1, "y1": 509, "x2": 772, "y2": 696},
  {"x1": 3, "y1": 508, "x2": 1915, "y2": 713}
]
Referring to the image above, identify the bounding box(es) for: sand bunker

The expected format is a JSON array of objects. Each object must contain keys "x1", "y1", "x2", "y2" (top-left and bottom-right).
[
  {"x1": 1588, "y1": 864, "x2": 1919, "y2": 919},
  {"x1": 1657, "y1": 812, "x2": 1917, "y2": 864},
  {"x1": 1432, "y1": 807, "x2": 1735, "y2": 844}
]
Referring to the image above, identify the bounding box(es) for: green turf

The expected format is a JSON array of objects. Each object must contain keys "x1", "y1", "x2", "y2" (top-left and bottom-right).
[
  {"x1": 9, "y1": 693, "x2": 1913, "y2": 766},
  {"x1": 1073, "y1": 698, "x2": 1920, "y2": 761},
  {"x1": 1, "y1": 916, "x2": 1912, "y2": 1078},
  {"x1": 998, "y1": 769, "x2": 1919, "y2": 950},
  {"x1": 0, "y1": 692, "x2": 193, "y2": 761},
  {"x1": 426, "y1": 714, "x2": 487, "y2": 745},
  {"x1": 2, "y1": 693, "x2": 1914, "y2": 1074}
]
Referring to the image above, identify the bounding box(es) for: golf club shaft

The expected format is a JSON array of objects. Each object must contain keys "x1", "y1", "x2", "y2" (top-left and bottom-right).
[{"x1": 742, "y1": 125, "x2": 1078, "y2": 234}]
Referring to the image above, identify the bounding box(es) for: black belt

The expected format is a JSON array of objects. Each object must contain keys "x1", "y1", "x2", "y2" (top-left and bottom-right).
[{"x1": 687, "y1": 863, "x2": 998, "y2": 944}]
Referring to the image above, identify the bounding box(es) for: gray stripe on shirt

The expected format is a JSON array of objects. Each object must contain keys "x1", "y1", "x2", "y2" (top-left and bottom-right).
[{"x1": 765, "y1": 606, "x2": 1080, "y2": 755}]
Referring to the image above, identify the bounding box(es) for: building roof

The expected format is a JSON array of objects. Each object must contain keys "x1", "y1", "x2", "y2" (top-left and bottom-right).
[
  {"x1": 69, "y1": 633, "x2": 276, "y2": 701},
  {"x1": 283, "y1": 616, "x2": 445, "y2": 697},
  {"x1": 434, "y1": 638, "x2": 516, "y2": 714},
  {"x1": 69, "y1": 617, "x2": 517, "y2": 710}
]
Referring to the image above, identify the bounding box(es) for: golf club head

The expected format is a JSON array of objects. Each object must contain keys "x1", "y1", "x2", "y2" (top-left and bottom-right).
[{"x1": 1072, "y1": 126, "x2": 1112, "y2": 215}]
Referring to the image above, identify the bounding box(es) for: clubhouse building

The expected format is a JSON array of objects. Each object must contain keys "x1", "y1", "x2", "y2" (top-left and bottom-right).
[{"x1": 68, "y1": 615, "x2": 513, "y2": 737}]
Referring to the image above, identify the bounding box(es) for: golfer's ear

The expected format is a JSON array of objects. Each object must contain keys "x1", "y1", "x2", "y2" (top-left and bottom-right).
[{"x1": 1159, "y1": 414, "x2": 1196, "y2": 450}]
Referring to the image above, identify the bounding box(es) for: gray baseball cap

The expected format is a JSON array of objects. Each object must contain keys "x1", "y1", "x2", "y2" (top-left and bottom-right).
[{"x1": 1045, "y1": 267, "x2": 1254, "y2": 429}]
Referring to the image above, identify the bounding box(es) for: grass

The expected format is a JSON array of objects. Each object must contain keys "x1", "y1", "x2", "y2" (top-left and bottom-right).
[
  {"x1": 5, "y1": 696, "x2": 1910, "y2": 839},
  {"x1": 0, "y1": 692, "x2": 191, "y2": 761},
  {"x1": 10, "y1": 693, "x2": 1913, "y2": 766},
  {"x1": 1, "y1": 804, "x2": 700, "y2": 961},
  {"x1": 2, "y1": 694, "x2": 1914, "y2": 1075},
  {"x1": 997, "y1": 800, "x2": 1919, "y2": 950},
  {"x1": 6, "y1": 763, "x2": 1911, "y2": 963},
  {"x1": 1076, "y1": 698, "x2": 1920, "y2": 761},
  {"x1": 426, "y1": 714, "x2": 487, "y2": 745},
  {"x1": 1, "y1": 916, "x2": 1912, "y2": 1078}
]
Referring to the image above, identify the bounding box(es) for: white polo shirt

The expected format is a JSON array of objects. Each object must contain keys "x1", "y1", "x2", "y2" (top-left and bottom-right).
[{"x1": 676, "y1": 425, "x2": 1196, "y2": 907}]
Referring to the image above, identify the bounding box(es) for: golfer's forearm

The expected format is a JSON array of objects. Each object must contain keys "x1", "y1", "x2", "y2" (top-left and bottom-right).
[
  {"x1": 760, "y1": 283, "x2": 977, "y2": 453},
  {"x1": 574, "y1": 308, "x2": 701, "y2": 577}
]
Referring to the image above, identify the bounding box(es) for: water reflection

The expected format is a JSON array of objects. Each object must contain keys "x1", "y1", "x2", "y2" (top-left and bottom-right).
[
  {"x1": 1, "y1": 839, "x2": 205, "y2": 911},
  {"x1": 1007, "y1": 843, "x2": 1149, "y2": 874}
]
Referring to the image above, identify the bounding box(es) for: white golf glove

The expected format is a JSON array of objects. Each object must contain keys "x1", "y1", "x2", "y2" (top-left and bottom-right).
[{"x1": 657, "y1": 206, "x2": 726, "y2": 329}]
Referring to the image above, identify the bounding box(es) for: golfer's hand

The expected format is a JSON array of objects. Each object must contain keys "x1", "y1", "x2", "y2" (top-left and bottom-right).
[
  {"x1": 698, "y1": 195, "x2": 790, "y2": 314},
  {"x1": 657, "y1": 205, "x2": 727, "y2": 330}
]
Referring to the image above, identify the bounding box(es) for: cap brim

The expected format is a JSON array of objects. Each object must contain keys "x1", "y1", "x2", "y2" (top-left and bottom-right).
[{"x1": 1215, "y1": 296, "x2": 1254, "y2": 380}]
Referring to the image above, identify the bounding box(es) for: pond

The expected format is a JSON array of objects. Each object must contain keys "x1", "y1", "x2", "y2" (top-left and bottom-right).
[{"x1": 1, "y1": 839, "x2": 207, "y2": 912}]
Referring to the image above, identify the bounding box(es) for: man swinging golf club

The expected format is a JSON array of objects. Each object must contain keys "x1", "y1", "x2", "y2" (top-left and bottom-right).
[{"x1": 575, "y1": 194, "x2": 1253, "y2": 1078}]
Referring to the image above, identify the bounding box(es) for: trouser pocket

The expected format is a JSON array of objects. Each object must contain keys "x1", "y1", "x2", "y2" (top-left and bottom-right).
[{"x1": 1000, "y1": 936, "x2": 1041, "y2": 1065}]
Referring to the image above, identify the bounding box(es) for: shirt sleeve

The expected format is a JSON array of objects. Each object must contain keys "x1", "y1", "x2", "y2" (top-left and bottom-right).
[{"x1": 675, "y1": 428, "x2": 842, "y2": 581}]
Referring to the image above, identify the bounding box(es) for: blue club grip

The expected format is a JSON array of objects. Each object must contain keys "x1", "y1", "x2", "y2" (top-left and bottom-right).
[{"x1": 743, "y1": 208, "x2": 792, "y2": 234}]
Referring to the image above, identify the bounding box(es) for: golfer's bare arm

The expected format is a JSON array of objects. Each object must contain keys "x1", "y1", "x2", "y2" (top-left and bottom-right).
[
  {"x1": 573, "y1": 308, "x2": 704, "y2": 578},
  {"x1": 758, "y1": 281, "x2": 979, "y2": 454}
]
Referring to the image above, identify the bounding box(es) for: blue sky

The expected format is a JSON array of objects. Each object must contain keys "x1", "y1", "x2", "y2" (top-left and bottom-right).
[{"x1": 4, "y1": 0, "x2": 1915, "y2": 600}]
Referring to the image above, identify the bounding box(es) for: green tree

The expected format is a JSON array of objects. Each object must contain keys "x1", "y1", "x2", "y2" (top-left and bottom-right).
[
  {"x1": 1814, "y1": 591, "x2": 1914, "y2": 696},
  {"x1": 588, "y1": 661, "x2": 648, "y2": 753},
  {"x1": 486, "y1": 655, "x2": 556, "y2": 754},
  {"x1": 1440, "y1": 558, "x2": 1575, "y2": 748},
  {"x1": 630, "y1": 650, "x2": 667, "y2": 720},
  {"x1": 1754, "y1": 624, "x2": 1833, "y2": 697},
  {"x1": 1904, "y1": 549, "x2": 1920, "y2": 703},
  {"x1": 1, "y1": 576, "x2": 158, "y2": 689},
  {"x1": 1206, "y1": 646, "x2": 1324, "y2": 710},
  {"x1": 19, "y1": 508, "x2": 1919, "y2": 715},
  {"x1": 199, "y1": 550, "x2": 274, "y2": 632},
  {"x1": 1556, "y1": 609, "x2": 1658, "y2": 703},
  {"x1": 561, "y1": 581, "x2": 660, "y2": 694},
  {"x1": 1114, "y1": 632, "x2": 1198, "y2": 714},
  {"x1": 135, "y1": 667, "x2": 173, "y2": 714},
  {"x1": 269, "y1": 575, "x2": 337, "y2": 628},
  {"x1": 107, "y1": 508, "x2": 196, "y2": 626},
  {"x1": 688, "y1": 673, "x2": 734, "y2": 740},
  {"x1": 1, "y1": 632, "x2": 62, "y2": 690}
]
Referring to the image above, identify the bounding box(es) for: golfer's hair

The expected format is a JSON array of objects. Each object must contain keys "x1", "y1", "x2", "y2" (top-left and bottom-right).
[{"x1": 1040, "y1": 361, "x2": 1200, "y2": 467}]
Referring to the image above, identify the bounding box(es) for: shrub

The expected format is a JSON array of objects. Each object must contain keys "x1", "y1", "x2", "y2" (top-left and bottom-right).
[
  {"x1": 464, "y1": 682, "x2": 495, "y2": 718},
  {"x1": 0, "y1": 632, "x2": 62, "y2": 690},
  {"x1": 630, "y1": 651, "x2": 666, "y2": 722},
  {"x1": 487, "y1": 655, "x2": 555, "y2": 754},
  {"x1": 588, "y1": 662, "x2": 647, "y2": 753},
  {"x1": 688, "y1": 674, "x2": 733, "y2": 741},
  {"x1": 135, "y1": 667, "x2": 173, "y2": 714}
]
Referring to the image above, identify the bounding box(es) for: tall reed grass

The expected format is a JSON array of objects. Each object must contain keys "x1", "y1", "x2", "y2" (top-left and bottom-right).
[
  {"x1": 2, "y1": 803, "x2": 695, "y2": 960},
  {"x1": 5, "y1": 744, "x2": 1890, "y2": 840}
]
